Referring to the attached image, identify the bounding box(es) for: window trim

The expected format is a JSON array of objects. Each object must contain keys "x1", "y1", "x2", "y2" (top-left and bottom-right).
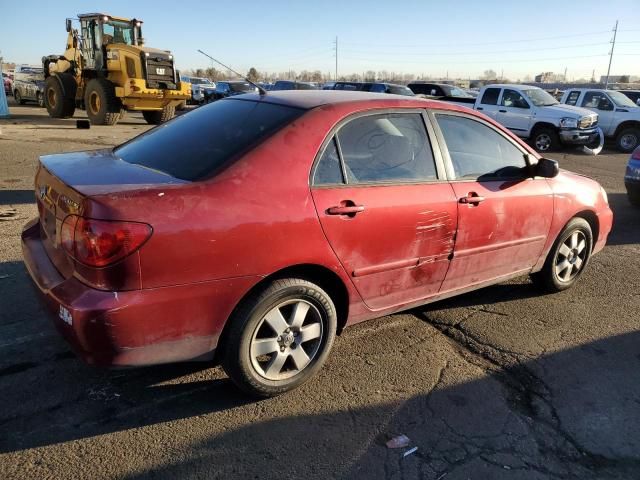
[
  {"x1": 428, "y1": 109, "x2": 536, "y2": 183},
  {"x1": 310, "y1": 108, "x2": 448, "y2": 188}
]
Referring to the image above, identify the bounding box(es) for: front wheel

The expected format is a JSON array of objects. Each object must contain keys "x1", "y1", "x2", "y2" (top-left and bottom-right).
[
  {"x1": 84, "y1": 78, "x2": 121, "y2": 125},
  {"x1": 531, "y1": 217, "x2": 593, "y2": 292},
  {"x1": 531, "y1": 127, "x2": 560, "y2": 153},
  {"x1": 616, "y1": 128, "x2": 640, "y2": 153},
  {"x1": 222, "y1": 278, "x2": 337, "y2": 397},
  {"x1": 142, "y1": 105, "x2": 175, "y2": 125}
]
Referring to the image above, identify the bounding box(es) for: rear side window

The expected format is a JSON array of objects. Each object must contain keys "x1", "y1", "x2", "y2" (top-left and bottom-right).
[
  {"x1": 435, "y1": 114, "x2": 528, "y2": 180},
  {"x1": 480, "y1": 88, "x2": 500, "y2": 105},
  {"x1": 566, "y1": 91, "x2": 581, "y2": 106},
  {"x1": 337, "y1": 113, "x2": 437, "y2": 184},
  {"x1": 314, "y1": 138, "x2": 344, "y2": 185},
  {"x1": 115, "y1": 100, "x2": 304, "y2": 181}
]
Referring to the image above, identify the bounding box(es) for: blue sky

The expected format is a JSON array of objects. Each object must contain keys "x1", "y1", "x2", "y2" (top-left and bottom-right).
[{"x1": 1, "y1": 0, "x2": 639, "y2": 80}]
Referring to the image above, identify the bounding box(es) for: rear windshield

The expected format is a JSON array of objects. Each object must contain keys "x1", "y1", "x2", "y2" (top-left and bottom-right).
[{"x1": 115, "y1": 99, "x2": 304, "y2": 181}]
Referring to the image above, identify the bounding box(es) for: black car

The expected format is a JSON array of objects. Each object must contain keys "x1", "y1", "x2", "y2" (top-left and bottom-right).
[
  {"x1": 206, "y1": 81, "x2": 257, "y2": 102},
  {"x1": 332, "y1": 82, "x2": 414, "y2": 96},
  {"x1": 407, "y1": 82, "x2": 474, "y2": 98},
  {"x1": 620, "y1": 90, "x2": 640, "y2": 107},
  {"x1": 271, "y1": 81, "x2": 319, "y2": 91}
]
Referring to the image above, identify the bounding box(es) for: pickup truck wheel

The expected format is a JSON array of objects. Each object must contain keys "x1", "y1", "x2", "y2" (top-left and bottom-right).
[
  {"x1": 222, "y1": 278, "x2": 337, "y2": 397},
  {"x1": 532, "y1": 127, "x2": 560, "y2": 152},
  {"x1": 530, "y1": 218, "x2": 592, "y2": 293},
  {"x1": 616, "y1": 128, "x2": 640, "y2": 153}
]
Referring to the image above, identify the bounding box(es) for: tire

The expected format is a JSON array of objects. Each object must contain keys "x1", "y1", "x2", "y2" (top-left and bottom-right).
[
  {"x1": 530, "y1": 217, "x2": 593, "y2": 293},
  {"x1": 628, "y1": 191, "x2": 640, "y2": 207},
  {"x1": 142, "y1": 105, "x2": 176, "y2": 125},
  {"x1": 14, "y1": 89, "x2": 25, "y2": 105},
  {"x1": 615, "y1": 127, "x2": 640, "y2": 153},
  {"x1": 84, "y1": 78, "x2": 121, "y2": 125},
  {"x1": 44, "y1": 74, "x2": 76, "y2": 118},
  {"x1": 222, "y1": 278, "x2": 337, "y2": 398},
  {"x1": 531, "y1": 127, "x2": 560, "y2": 153}
]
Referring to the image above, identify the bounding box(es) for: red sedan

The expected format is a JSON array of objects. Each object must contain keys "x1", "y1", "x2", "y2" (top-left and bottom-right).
[{"x1": 22, "y1": 91, "x2": 613, "y2": 396}]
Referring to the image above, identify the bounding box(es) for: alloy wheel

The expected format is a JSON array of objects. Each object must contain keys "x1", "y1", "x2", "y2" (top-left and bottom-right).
[
  {"x1": 250, "y1": 299, "x2": 323, "y2": 381},
  {"x1": 555, "y1": 231, "x2": 587, "y2": 282},
  {"x1": 535, "y1": 134, "x2": 551, "y2": 151},
  {"x1": 620, "y1": 133, "x2": 638, "y2": 151}
]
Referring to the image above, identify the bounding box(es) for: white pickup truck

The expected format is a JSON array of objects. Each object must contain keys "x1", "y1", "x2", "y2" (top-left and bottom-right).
[
  {"x1": 559, "y1": 88, "x2": 640, "y2": 152},
  {"x1": 443, "y1": 84, "x2": 599, "y2": 153}
]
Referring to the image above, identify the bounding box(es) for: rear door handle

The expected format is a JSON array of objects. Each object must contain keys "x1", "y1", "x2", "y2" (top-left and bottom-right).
[
  {"x1": 459, "y1": 194, "x2": 485, "y2": 205},
  {"x1": 499, "y1": 109, "x2": 507, "y2": 113},
  {"x1": 477, "y1": 107, "x2": 483, "y2": 111},
  {"x1": 327, "y1": 205, "x2": 365, "y2": 215}
]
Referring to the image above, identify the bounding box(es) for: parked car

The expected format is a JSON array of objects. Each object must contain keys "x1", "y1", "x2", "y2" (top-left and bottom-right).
[
  {"x1": 619, "y1": 90, "x2": 640, "y2": 106},
  {"x1": 443, "y1": 84, "x2": 600, "y2": 153},
  {"x1": 22, "y1": 91, "x2": 612, "y2": 397},
  {"x1": 332, "y1": 82, "x2": 414, "y2": 96},
  {"x1": 560, "y1": 88, "x2": 640, "y2": 152},
  {"x1": 13, "y1": 65, "x2": 45, "y2": 106},
  {"x1": 180, "y1": 75, "x2": 216, "y2": 105},
  {"x1": 407, "y1": 82, "x2": 474, "y2": 98},
  {"x1": 271, "y1": 80, "x2": 319, "y2": 90},
  {"x1": 205, "y1": 80, "x2": 258, "y2": 102},
  {"x1": 625, "y1": 146, "x2": 640, "y2": 206}
]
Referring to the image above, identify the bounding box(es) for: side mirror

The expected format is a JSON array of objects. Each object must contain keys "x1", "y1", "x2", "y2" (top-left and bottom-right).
[
  {"x1": 599, "y1": 100, "x2": 613, "y2": 111},
  {"x1": 66, "y1": 18, "x2": 72, "y2": 32},
  {"x1": 535, "y1": 157, "x2": 559, "y2": 178}
]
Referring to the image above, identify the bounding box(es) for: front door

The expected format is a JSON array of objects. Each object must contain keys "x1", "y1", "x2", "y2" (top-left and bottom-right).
[
  {"x1": 581, "y1": 91, "x2": 615, "y2": 134},
  {"x1": 311, "y1": 112, "x2": 458, "y2": 310},
  {"x1": 432, "y1": 112, "x2": 554, "y2": 292},
  {"x1": 496, "y1": 88, "x2": 532, "y2": 138}
]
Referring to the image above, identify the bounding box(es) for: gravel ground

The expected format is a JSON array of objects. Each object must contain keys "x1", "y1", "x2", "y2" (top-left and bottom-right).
[{"x1": 1, "y1": 101, "x2": 639, "y2": 480}]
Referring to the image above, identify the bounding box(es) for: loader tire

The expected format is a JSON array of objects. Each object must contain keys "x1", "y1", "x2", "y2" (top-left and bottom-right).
[
  {"x1": 84, "y1": 78, "x2": 122, "y2": 126},
  {"x1": 142, "y1": 105, "x2": 176, "y2": 125},
  {"x1": 44, "y1": 74, "x2": 76, "y2": 118}
]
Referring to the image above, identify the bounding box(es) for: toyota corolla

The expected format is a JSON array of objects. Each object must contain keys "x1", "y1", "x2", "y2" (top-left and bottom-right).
[{"x1": 22, "y1": 91, "x2": 613, "y2": 396}]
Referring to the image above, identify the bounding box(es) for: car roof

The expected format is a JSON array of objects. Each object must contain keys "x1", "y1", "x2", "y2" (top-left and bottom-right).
[{"x1": 230, "y1": 90, "x2": 472, "y2": 111}]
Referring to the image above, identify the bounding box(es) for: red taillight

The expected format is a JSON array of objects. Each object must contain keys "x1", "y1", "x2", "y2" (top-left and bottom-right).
[
  {"x1": 61, "y1": 215, "x2": 152, "y2": 267},
  {"x1": 632, "y1": 147, "x2": 640, "y2": 160}
]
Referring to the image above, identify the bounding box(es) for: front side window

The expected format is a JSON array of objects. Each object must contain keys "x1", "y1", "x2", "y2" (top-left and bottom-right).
[
  {"x1": 480, "y1": 88, "x2": 500, "y2": 105},
  {"x1": 115, "y1": 99, "x2": 304, "y2": 181},
  {"x1": 435, "y1": 114, "x2": 528, "y2": 181},
  {"x1": 336, "y1": 113, "x2": 437, "y2": 184},
  {"x1": 581, "y1": 92, "x2": 612, "y2": 110},
  {"x1": 501, "y1": 89, "x2": 529, "y2": 108},
  {"x1": 102, "y1": 21, "x2": 134, "y2": 46}
]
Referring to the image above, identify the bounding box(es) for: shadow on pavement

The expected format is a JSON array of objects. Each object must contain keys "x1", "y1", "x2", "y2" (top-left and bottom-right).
[
  {"x1": 606, "y1": 193, "x2": 640, "y2": 246},
  {"x1": 0, "y1": 189, "x2": 34, "y2": 205}
]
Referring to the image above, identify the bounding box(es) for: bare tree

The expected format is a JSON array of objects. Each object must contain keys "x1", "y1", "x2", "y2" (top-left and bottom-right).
[{"x1": 482, "y1": 69, "x2": 497, "y2": 80}]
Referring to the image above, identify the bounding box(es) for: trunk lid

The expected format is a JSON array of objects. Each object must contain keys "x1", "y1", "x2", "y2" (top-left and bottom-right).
[{"x1": 35, "y1": 149, "x2": 185, "y2": 278}]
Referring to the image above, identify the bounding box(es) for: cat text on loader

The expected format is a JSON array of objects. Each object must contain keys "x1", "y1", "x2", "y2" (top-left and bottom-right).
[{"x1": 42, "y1": 13, "x2": 191, "y2": 125}]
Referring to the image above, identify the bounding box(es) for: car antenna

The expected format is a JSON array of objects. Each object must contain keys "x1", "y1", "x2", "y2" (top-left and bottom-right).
[{"x1": 197, "y1": 49, "x2": 267, "y2": 96}]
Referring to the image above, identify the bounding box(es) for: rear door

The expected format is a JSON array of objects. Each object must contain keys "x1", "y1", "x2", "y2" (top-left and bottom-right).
[
  {"x1": 311, "y1": 110, "x2": 458, "y2": 310},
  {"x1": 476, "y1": 87, "x2": 501, "y2": 119},
  {"x1": 431, "y1": 111, "x2": 553, "y2": 292}
]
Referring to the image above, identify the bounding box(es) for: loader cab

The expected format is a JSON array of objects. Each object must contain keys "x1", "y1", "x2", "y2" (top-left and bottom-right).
[{"x1": 77, "y1": 14, "x2": 143, "y2": 70}]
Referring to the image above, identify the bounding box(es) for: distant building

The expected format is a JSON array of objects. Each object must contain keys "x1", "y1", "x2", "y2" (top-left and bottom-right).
[
  {"x1": 599, "y1": 75, "x2": 632, "y2": 83},
  {"x1": 535, "y1": 72, "x2": 566, "y2": 83}
]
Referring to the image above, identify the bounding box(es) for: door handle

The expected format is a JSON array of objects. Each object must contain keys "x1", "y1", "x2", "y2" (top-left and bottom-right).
[
  {"x1": 499, "y1": 109, "x2": 507, "y2": 113},
  {"x1": 327, "y1": 205, "x2": 365, "y2": 215},
  {"x1": 459, "y1": 194, "x2": 485, "y2": 205},
  {"x1": 477, "y1": 107, "x2": 483, "y2": 111}
]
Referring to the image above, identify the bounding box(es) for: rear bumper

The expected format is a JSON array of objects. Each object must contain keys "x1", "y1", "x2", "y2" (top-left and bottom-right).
[
  {"x1": 21, "y1": 218, "x2": 259, "y2": 367},
  {"x1": 559, "y1": 128, "x2": 599, "y2": 145}
]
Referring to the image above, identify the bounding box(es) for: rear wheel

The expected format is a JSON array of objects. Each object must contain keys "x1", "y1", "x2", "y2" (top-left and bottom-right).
[
  {"x1": 616, "y1": 127, "x2": 640, "y2": 153},
  {"x1": 44, "y1": 74, "x2": 76, "y2": 118},
  {"x1": 222, "y1": 278, "x2": 337, "y2": 397},
  {"x1": 142, "y1": 105, "x2": 176, "y2": 125},
  {"x1": 531, "y1": 127, "x2": 560, "y2": 153},
  {"x1": 531, "y1": 218, "x2": 593, "y2": 292},
  {"x1": 84, "y1": 78, "x2": 121, "y2": 125}
]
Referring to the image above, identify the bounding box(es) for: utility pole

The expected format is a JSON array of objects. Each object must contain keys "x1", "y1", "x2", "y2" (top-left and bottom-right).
[
  {"x1": 333, "y1": 36, "x2": 338, "y2": 81},
  {"x1": 605, "y1": 20, "x2": 618, "y2": 88},
  {"x1": 563, "y1": 67, "x2": 567, "y2": 82}
]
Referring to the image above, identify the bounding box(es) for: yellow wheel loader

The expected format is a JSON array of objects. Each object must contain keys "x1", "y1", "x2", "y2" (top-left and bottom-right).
[{"x1": 42, "y1": 13, "x2": 190, "y2": 125}]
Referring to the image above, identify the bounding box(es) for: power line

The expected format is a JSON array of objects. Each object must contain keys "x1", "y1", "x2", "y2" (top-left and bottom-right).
[{"x1": 339, "y1": 53, "x2": 609, "y2": 65}]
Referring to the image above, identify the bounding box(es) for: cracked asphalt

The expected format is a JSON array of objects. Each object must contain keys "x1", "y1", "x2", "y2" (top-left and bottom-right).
[{"x1": 1, "y1": 102, "x2": 639, "y2": 479}]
